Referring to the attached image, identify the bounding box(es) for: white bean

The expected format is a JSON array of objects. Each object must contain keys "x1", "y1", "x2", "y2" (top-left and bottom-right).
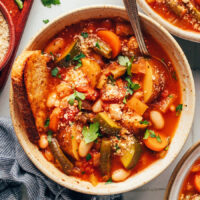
[
  {"x1": 39, "y1": 135, "x2": 48, "y2": 149},
  {"x1": 109, "y1": 104, "x2": 122, "y2": 121},
  {"x1": 92, "y1": 99, "x2": 103, "y2": 113},
  {"x1": 78, "y1": 140, "x2": 93, "y2": 157},
  {"x1": 112, "y1": 169, "x2": 131, "y2": 182},
  {"x1": 150, "y1": 110, "x2": 165, "y2": 130}
]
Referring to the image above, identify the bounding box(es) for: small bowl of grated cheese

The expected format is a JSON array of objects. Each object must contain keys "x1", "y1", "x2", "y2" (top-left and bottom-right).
[{"x1": 0, "y1": 1, "x2": 15, "y2": 71}]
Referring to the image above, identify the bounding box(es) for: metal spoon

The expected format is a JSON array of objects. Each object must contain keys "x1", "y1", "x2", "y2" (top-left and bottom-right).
[
  {"x1": 123, "y1": 0, "x2": 170, "y2": 73},
  {"x1": 123, "y1": 0, "x2": 150, "y2": 57}
]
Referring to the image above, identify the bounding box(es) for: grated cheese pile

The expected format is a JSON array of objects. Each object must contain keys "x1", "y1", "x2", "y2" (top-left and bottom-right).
[{"x1": 0, "y1": 11, "x2": 10, "y2": 64}]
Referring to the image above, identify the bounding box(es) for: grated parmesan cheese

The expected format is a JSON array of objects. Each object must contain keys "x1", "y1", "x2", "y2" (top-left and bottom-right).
[{"x1": 0, "y1": 11, "x2": 9, "y2": 64}]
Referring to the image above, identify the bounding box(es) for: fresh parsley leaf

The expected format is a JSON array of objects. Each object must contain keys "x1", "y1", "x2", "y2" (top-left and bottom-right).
[
  {"x1": 51, "y1": 67, "x2": 59, "y2": 77},
  {"x1": 156, "y1": 135, "x2": 162, "y2": 143},
  {"x1": 44, "y1": 118, "x2": 50, "y2": 127},
  {"x1": 82, "y1": 122, "x2": 100, "y2": 144},
  {"x1": 143, "y1": 129, "x2": 150, "y2": 139},
  {"x1": 115, "y1": 144, "x2": 120, "y2": 152},
  {"x1": 58, "y1": 74, "x2": 62, "y2": 79},
  {"x1": 95, "y1": 42, "x2": 101, "y2": 49},
  {"x1": 140, "y1": 120, "x2": 149, "y2": 125},
  {"x1": 125, "y1": 77, "x2": 140, "y2": 91},
  {"x1": 68, "y1": 90, "x2": 85, "y2": 108},
  {"x1": 41, "y1": 0, "x2": 61, "y2": 8},
  {"x1": 15, "y1": 0, "x2": 23, "y2": 10},
  {"x1": 81, "y1": 171, "x2": 85, "y2": 174},
  {"x1": 118, "y1": 56, "x2": 130, "y2": 66},
  {"x1": 127, "y1": 56, "x2": 134, "y2": 76},
  {"x1": 65, "y1": 54, "x2": 71, "y2": 62},
  {"x1": 105, "y1": 178, "x2": 112, "y2": 184},
  {"x1": 176, "y1": 104, "x2": 183, "y2": 116},
  {"x1": 43, "y1": 19, "x2": 49, "y2": 24},
  {"x1": 108, "y1": 75, "x2": 115, "y2": 85},
  {"x1": 123, "y1": 96, "x2": 127, "y2": 104},
  {"x1": 81, "y1": 32, "x2": 88, "y2": 38},
  {"x1": 150, "y1": 130, "x2": 156, "y2": 138},
  {"x1": 74, "y1": 60, "x2": 82, "y2": 69},
  {"x1": 73, "y1": 53, "x2": 86, "y2": 61},
  {"x1": 47, "y1": 130, "x2": 53, "y2": 143},
  {"x1": 86, "y1": 153, "x2": 92, "y2": 161}
]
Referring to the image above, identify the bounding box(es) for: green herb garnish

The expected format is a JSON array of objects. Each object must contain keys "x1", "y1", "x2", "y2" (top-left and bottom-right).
[
  {"x1": 117, "y1": 55, "x2": 134, "y2": 76},
  {"x1": 105, "y1": 178, "x2": 112, "y2": 184},
  {"x1": 73, "y1": 52, "x2": 86, "y2": 61},
  {"x1": 125, "y1": 77, "x2": 140, "y2": 91},
  {"x1": 81, "y1": 32, "x2": 88, "y2": 38},
  {"x1": 44, "y1": 118, "x2": 50, "y2": 127},
  {"x1": 108, "y1": 75, "x2": 115, "y2": 85},
  {"x1": 51, "y1": 67, "x2": 59, "y2": 77},
  {"x1": 47, "y1": 130, "x2": 53, "y2": 143},
  {"x1": 95, "y1": 41, "x2": 101, "y2": 49},
  {"x1": 68, "y1": 90, "x2": 85, "y2": 109},
  {"x1": 115, "y1": 144, "x2": 120, "y2": 152},
  {"x1": 82, "y1": 122, "x2": 100, "y2": 144},
  {"x1": 15, "y1": 0, "x2": 23, "y2": 10},
  {"x1": 41, "y1": 0, "x2": 61, "y2": 8},
  {"x1": 86, "y1": 153, "x2": 92, "y2": 161},
  {"x1": 176, "y1": 104, "x2": 183, "y2": 116},
  {"x1": 140, "y1": 120, "x2": 149, "y2": 125},
  {"x1": 43, "y1": 19, "x2": 49, "y2": 24},
  {"x1": 123, "y1": 96, "x2": 127, "y2": 104},
  {"x1": 143, "y1": 129, "x2": 162, "y2": 143}
]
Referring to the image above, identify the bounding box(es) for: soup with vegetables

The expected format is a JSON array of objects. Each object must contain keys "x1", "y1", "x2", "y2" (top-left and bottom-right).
[
  {"x1": 179, "y1": 158, "x2": 200, "y2": 200},
  {"x1": 146, "y1": 0, "x2": 200, "y2": 32},
  {"x1": 25, "y1": 18, "x2": 182, "y2": 185}
]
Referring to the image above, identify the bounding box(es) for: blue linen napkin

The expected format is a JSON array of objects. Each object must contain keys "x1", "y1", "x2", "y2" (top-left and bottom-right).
[{"x1": 0, "y1": 117, "x2": 122, "y2": 200}]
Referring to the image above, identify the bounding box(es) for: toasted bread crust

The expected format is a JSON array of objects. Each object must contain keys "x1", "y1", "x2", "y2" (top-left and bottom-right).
[
  {"x1": 24, "y1": 51, "x2": 50, "y2": 134},
  {"x1": 11, "y1": 51, "x2": 40, "y2": 144}
]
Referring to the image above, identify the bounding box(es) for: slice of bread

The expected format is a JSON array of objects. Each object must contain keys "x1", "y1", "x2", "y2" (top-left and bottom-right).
[{"x1": 11, "y1": 50, "x2": 50, "y2": 144}]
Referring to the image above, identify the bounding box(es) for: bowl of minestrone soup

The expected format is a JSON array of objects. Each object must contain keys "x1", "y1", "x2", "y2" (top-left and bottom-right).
[
  {"x1": 165, "y1": 142, "x2": 200, "y2": 200},
  {"x1": 10, "y1": 6, "x2": 195, "y2": 195},
  {"x1": 138, "y1": 0, "x2": 200, "y2": 42}
]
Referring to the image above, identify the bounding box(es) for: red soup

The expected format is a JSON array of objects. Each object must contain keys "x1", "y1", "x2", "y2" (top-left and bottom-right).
[
  {"x1": 146, "y1": 0, "x2": 200, "y2": 32},
  {"x1": 179, "y1": 158, "x2": 200, "y2": 199},
  {"x1": 35, "y1": 18, "x2": 182, "y2": 185}
]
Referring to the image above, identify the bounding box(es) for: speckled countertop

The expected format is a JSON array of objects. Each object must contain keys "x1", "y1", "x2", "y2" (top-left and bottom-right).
[{"x1": 0, "y1": 1, "x2": 199, "y2": 199}]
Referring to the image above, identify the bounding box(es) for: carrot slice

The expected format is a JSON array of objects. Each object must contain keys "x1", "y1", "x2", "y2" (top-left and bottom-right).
[
  {"x1": 143, "y1": 133, "x2": 168, "y2": 152},
  {"x1": 97, "y1": 30, "x2": 121, "y2": 58},
  {"x1": 194, "y1": 172, "x2": 200, "y2": 192}
]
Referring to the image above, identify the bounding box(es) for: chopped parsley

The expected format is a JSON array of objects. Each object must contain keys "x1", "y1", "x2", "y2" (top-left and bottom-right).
[
  {"x1": 108, "y1": 75, "x2": 115, "y2": 85},
  {"x1": 47, "y1": 130, "x2": 53, "y2": 143},
  {"x1": 51, "y1": 67, "x2": 59, "y2": 77},
  {"x1": 73, "y1": 53, "x2": 86, "y2": 69},
  {"x1": 140, "y1": 120, "x2": 149, "y2": 125},
  {"x1": 44, "y1": 118, "x2": 50, "y2": 127},
  {"x1": 123, "y1": 96, "x2": 127, "y2": 104},
  {"x1": 176, "y1": 104, "x2": 183, "y2": 116},
  {"x1": 41, "y1": 0, "x2": 61, "y2": 8},
  {"x1": 82, "y1": 122, "x2": 100, "y2": 144},
  {"x1": 81, "y1": 32, "x2": 88, "y2": 38},
  {"x1": 115, "y1": 144, "x2": 120, "y2": 152},
  {"x1": 125, "y1": 77, "x2": 140, "y2": 92},
  {"x1": 68, "y1": 90, "x2": 85, "y2": 109},
  {"x1": 143, "y1": 129, "x2": 162, "y2": 143},
  {"x1": 81, "y1": 171, "x2": 85, "y2": 174},
  {"x1": 117, "y1": 55, "x2": 134, "y2": 76},
  {"x1": 105, "y1": 178, "x2": 112, "y2": 184},
  {"x1": 65, "y1": 54, "x2": 71, "y2": 62},
  {"x1": 15, "y1": 0, "x2": 23, "y2": 10},
  {"x1": 43, "y1": 19, "x2": 49, "y2": 24},
  {"x1": 95, "y1": 41, "x2": 101, "y2": 49},
  {"x1": 86, "y1": 153, "x2": 92, "y2": 161}
]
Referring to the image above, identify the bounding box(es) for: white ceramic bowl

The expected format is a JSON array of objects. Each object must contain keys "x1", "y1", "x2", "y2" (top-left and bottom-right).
[
  {"x1": 137, "y1": 0, "x2": 200, "y2": 42},
  {"x1": 165, "y1": 142, "x2": 200, "y2": 200},
  {"x1": 10, "y1": 6, "x2": 195, "y2": 195}
]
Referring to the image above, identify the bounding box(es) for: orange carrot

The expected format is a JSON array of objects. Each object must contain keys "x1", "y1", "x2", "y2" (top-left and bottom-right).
[
  {"x1": 49, "y1": 107, "x2": 61, "y2": 132},
  {"x1": 97, "y1": 30, "x2": 121, "y2": 58},
  {"x1": 194, "y1": 172, "x2": 200, "y2": 192},
  {"x1": 143, "y1": 132, "x2": 168, "y2": 152}
]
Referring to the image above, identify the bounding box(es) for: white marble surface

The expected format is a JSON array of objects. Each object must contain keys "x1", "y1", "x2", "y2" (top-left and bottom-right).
[{"x1": 0, "y1": 0, "x2": 199, "y2": 199}]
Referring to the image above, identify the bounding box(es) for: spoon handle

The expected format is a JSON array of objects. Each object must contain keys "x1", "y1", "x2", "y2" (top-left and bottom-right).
[{"x1": 123, "y1": 0, "x2": 149, "y2": 56}]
